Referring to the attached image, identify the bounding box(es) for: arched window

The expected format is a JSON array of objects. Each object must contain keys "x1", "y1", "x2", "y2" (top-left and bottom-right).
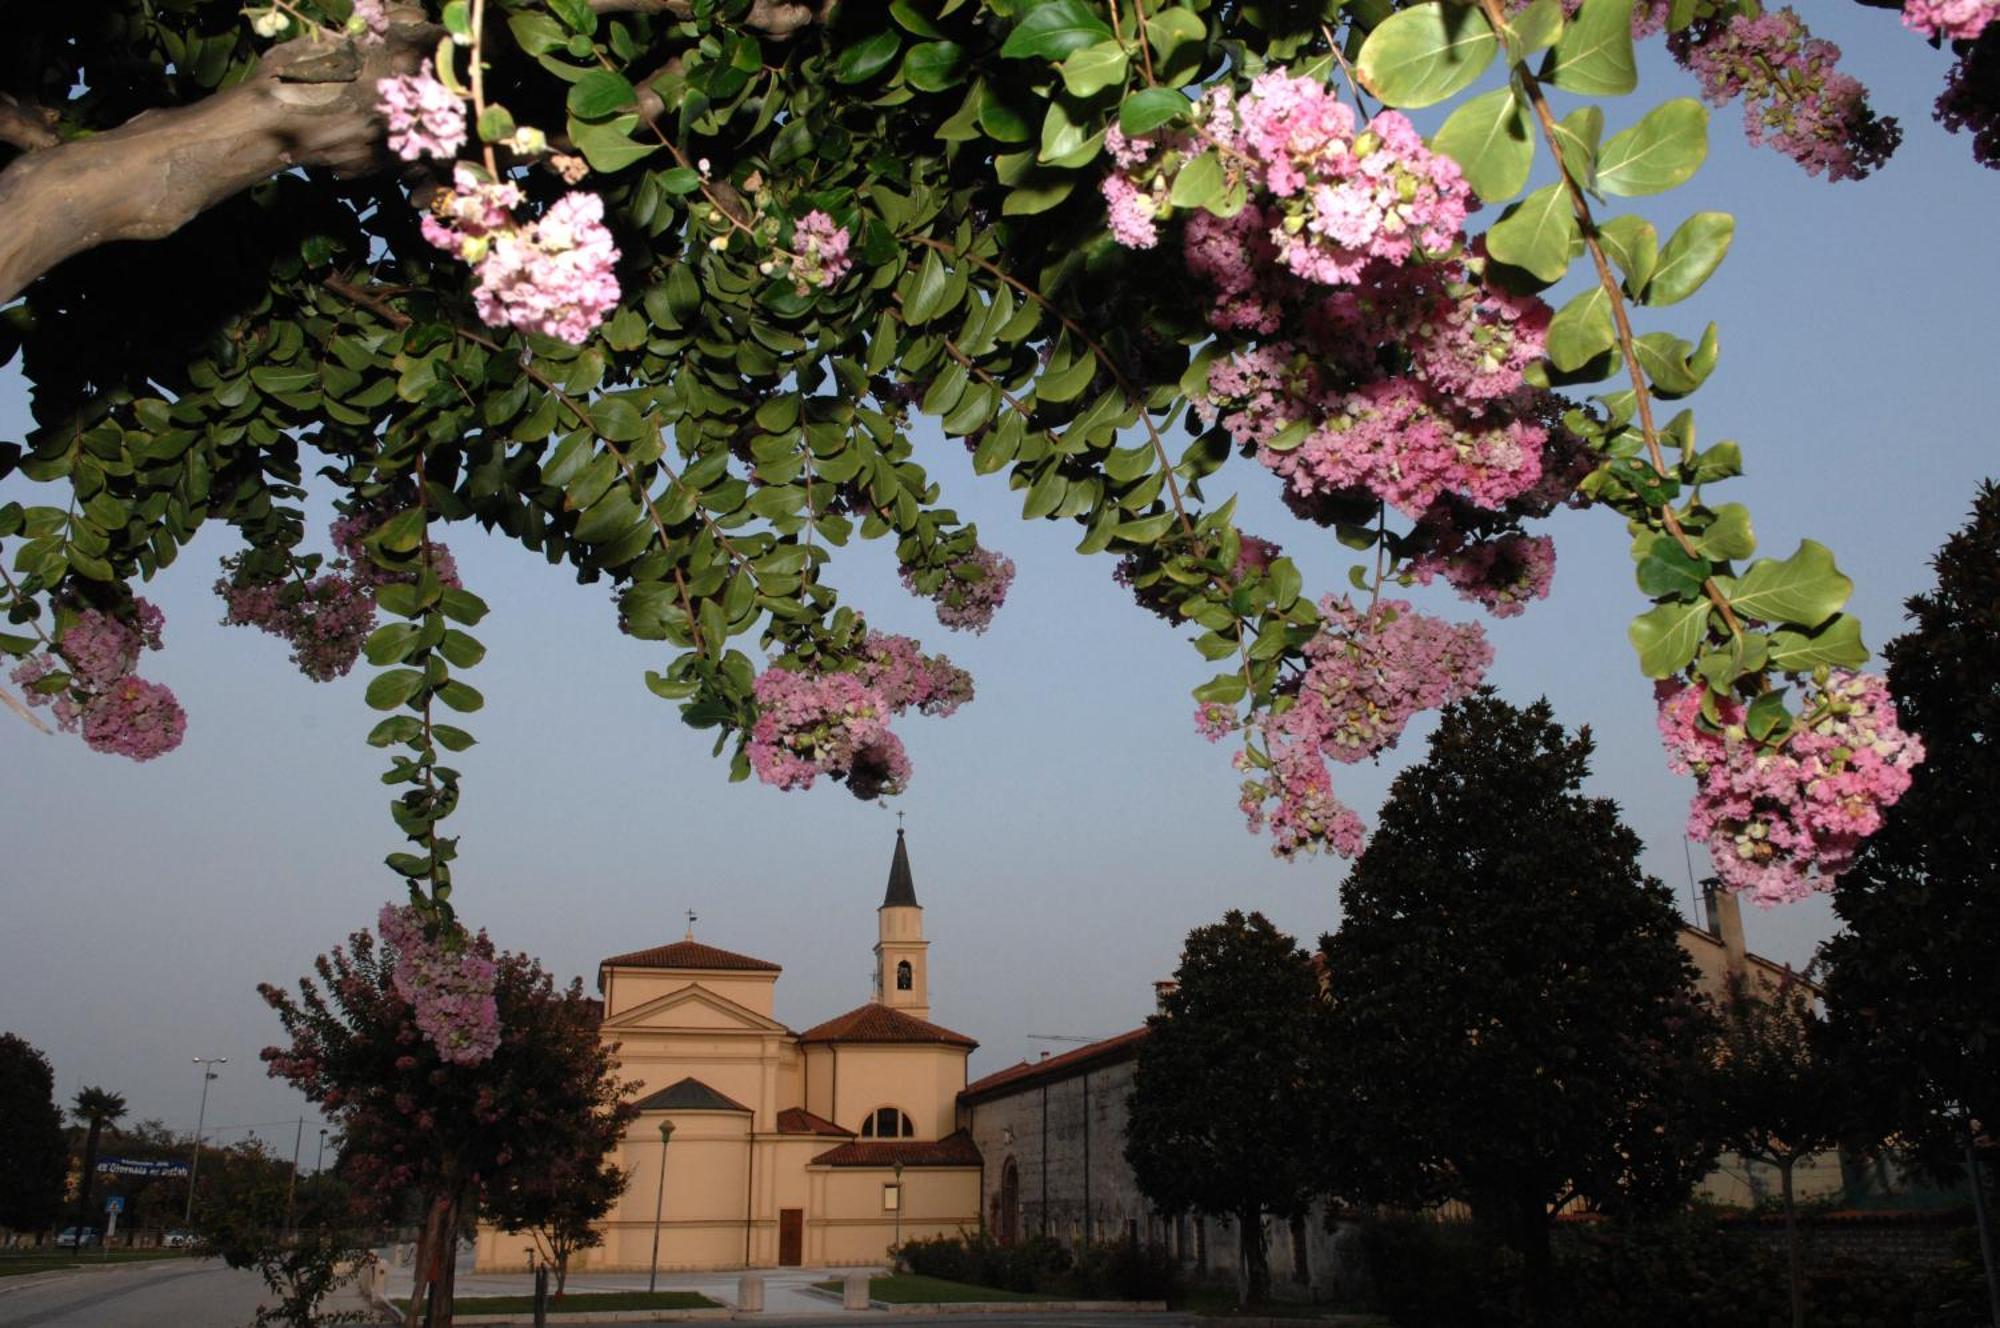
[
  {"x1": 896, "y1": 960, "x2": 913, "y2": 991},
  {"x1": 859, "y1": 1106, "x2": 916, "y2": 1139},
  {"x1": 998, "y1": 1159, "x2": 1020, "y2": 1245}
]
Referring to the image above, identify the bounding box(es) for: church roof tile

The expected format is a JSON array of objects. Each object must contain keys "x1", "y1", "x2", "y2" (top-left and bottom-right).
[
  {"x1": 798, "y1": 1003, "x2": 977, "y2": 1049},
  {"x1": 959, "y1": 1026, "x2": 1150, "y2": 1103},
  {"x1": 601, "y1": 939, "x2": 782, "y2": 973},
  {"x1": 809, "y1": 1130, "x2": 982, "y2": 1168}
]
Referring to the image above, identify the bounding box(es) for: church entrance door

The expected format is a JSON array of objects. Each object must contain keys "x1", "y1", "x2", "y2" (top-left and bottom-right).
[{"x1": 778, "y1": 1208, "x2": 803, "y2": 1266}]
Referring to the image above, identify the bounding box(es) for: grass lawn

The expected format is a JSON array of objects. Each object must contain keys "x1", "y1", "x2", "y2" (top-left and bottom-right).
[
  {"x1": 401, "y1": 1291, "x2": 720, "y2": 1315},
  {"x1": 812, "y1": 1274, "x2": 1044, "y2": 1303},
  {"x1": 0, "y1": 1249, "x2": 192, "y2": 1278}
]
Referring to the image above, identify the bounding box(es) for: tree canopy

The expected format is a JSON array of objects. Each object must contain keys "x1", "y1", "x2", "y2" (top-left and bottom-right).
[
  {"x1": 1317, "y1": 693, "x2": 1718, "y2": 1289},
  {"x1": 0, "y1": 0, "x2": 1974, "y2": 932},
  {"x1": 0, "y1": 1032, "x2": 67, "y2": 1233},
  {"x1": 1125, "y1": 908, "x2": 1322, "y2": 1304}
]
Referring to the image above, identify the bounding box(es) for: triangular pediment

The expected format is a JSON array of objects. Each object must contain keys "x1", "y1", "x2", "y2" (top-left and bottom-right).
[{"x1": 600, "y1": 982, "x2": 794, "y2": 1035}]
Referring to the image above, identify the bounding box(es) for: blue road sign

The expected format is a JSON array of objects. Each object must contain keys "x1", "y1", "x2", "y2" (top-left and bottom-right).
[{"x1": 104, "y1": 1196, "x2": 124, "y2": 1214}]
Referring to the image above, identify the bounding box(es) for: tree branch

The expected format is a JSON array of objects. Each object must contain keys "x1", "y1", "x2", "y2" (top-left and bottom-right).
[
  {"x1": 0, "y1": 96, "x2": 60, "y2": 152},
  {"x1": 587, "y1": 0, "x2": 823, "y2": 38},
  {"x1": 0, "y1": 21, "x2": 433, "y2": 304}
]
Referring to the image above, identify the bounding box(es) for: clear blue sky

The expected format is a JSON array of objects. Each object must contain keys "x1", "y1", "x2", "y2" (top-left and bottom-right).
[{"x1": 2, "y1": 8, "x2": 1993, "y2": 1148}]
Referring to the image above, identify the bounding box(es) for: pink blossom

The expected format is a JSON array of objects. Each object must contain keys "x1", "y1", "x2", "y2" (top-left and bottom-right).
[
  {"x1": 1409, "y1": 277, "x2": 1552, "y2": 403},
  {"x1": 857, "y1": 631, "x2": 974, "y2": 718},
  {"x1": 219, "y1": 570, "x2": 377, "y2": 682},
  {"x1": 1903, "y1": 0, "x2": 1997, "y2": 41},
  {"x1": 79, "y1": 677, "x2": 186, "y2": 761},
  {"x1": 421, "y1": 165, "x2": 525, "y2": 261},
  {"x1": 903, "y1": 545, "x2": 1015, "y2": 633},
  {"x1": 376, "y1": 61, "x2": 466, "y2": 162},
  {"x1": 1410, "y1": 532, "x2": 1556, "y2": 618},
  {"x1": 351, "y1": 0, "x2": 389, "y2": 43},
  {"x1": 747, "y1": 668, "x2": 904, "y2": 797},
  {"x1": 1237, "y1": 734, "x2": 1368, "y2": 861},
  {"x1": 790, "y1": 210, "x2": 853, "y2": 288},
  {"x1": 1100, "y1": 174, "x2": 1160, "y2": 250},
  {"x1": 376, "y1": 904, "x2": 501, "y2": 1066},
  {"x1": 1656, "y1": 673, "x2": 1924, "y2": 905},
  {"x1": 1195, "y1": 702, "x2": 1240, "y2": 742},
  {"x1": 473, "y1": 191, "x2": 622, "y2": 344}
]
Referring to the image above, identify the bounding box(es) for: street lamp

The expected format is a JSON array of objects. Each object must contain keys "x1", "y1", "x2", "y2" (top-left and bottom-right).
[
  {"x1": 184, "y1": 1058, "x2": 227, "y2": 1223},
  {"x1": 647, "y1": 1121, "x2": 674, "y2": 1295},
  {"x1": 316, "y1": 1129, "x2": 329, "y2": 1173}
]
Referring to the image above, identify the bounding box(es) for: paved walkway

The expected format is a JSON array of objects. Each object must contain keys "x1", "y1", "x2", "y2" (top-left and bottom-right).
[
  {"x1": 382, "y1": 1256, "x2": 880, "y2": 1314},
  {"x1": 0, "y1": 1257, "x2": 273, "y2": 1328}
]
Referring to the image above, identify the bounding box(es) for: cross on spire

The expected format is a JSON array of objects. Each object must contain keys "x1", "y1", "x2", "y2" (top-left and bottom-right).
[{"x1": 684, "y1": 909, "x2": 698, "y2": 941}]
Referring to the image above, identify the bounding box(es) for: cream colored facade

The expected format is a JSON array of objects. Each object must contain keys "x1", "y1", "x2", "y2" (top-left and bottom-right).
[{"x1": 475, "y1": 831, "x2": 983, "y2": 1272}]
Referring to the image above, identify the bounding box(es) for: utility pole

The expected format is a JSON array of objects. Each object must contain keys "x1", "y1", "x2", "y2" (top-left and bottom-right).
[
  {"x1": 284, "y1": 1117, "x2": 304, "y2": 1235},
  {"x1": 316, "y1": 1128, "x2": 329, "y2": 1174},
  {"x1": 184, "y1": 1058, "x2": 226, "y2": 1224}
]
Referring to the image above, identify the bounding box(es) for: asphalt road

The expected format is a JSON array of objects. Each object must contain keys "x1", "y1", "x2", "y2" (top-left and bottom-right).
[{"x1": 0, "y1": 1257, "x2": 277, "y2": 1328}]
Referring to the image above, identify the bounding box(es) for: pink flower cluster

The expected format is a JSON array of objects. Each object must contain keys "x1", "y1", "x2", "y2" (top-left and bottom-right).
[
  {"x1": 858, "y1": 631, "x2": 973, "y2": 717},
  {"x1": 9, "y1": 600, "x2": 186, "y2": 762},
  {"x1": 350, "y1": 0, "x2": 389, "y2": 43},
  {"x1": 903, "y1": 545, "x2": 1015, "y2": 633},
  {"x1": 377, "y1": 61, "x2": 466, "y2": 162},
  {"x1": 1514, "y1": 0, "x2": 1669, "y2": 39},
  {"x1": 747, "y1": 668, "x2": 910, "y2": 799},
  {"x1": 785, "y1": 211, "x2": 854, "y2": 290},
  {"x1": 1671, "y1": 10, "x2": 1900, "y2": 181},
  {"x1": 1410, "y1": 531, "x2": 1556, "y2": 619},
  {"x1": 218, "y1": 570, "x2": 377, "y2": 682},
  {"x1": 376, "y1": 904, "x2": 501, "y2": 1066},
  {"x1": 1105, "y1": 74, "x2": 1472, "y2": 289},
  {"x1": 330, "y1": 505, "x2": 463, "y2": 590},
  {"x1": 1656, "y1": 673, "x2": 1924, "y2": 906},
  {"x1": 1904, "y1": 0, "x2": 1998, "y2": 40},
  {"x1": 1240, "y1": 597, "x2": 1491, "y2": 859}
]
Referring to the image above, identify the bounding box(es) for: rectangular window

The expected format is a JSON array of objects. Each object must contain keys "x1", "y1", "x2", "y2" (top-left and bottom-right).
[{"x1": 882, "y1": 1183, "x2": 901, "y2": 1212}]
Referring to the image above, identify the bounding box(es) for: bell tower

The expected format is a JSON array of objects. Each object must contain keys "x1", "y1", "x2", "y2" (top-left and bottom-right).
[{"x1": 874, "y1": 828, "x2": 930, "y2": 1019}]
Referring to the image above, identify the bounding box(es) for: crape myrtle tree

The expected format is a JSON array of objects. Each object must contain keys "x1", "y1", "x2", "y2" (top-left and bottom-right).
[
  {"x1": 1318, "y1": 694, "x2": 1719, "y2": 1306},
  {"x1": 1821, "y1": 482, "x2": 2000, "y2": 1157},
  {"x1": 1126, "y1": 909, "x2": 1322, "y2": 1307},
  {"x1": 0, "y1": 0, "x2": 1955, "y2": 933},
  {"x1": 260, "y1": 909, "x2": 637, "y2": 1328},
  {"x1": 480, "y1": 1083, "x2": 632, "y2": 1296},
  {"x1": 1708, "y1": 970, "x2": 1852, "y2": 1328},
  {"x1": 195, "y1": 1145, "x2": 376, "y2": 1328},
  {"x1": 0, "y1": 1033, "x2": 68, "y2": 1235}
]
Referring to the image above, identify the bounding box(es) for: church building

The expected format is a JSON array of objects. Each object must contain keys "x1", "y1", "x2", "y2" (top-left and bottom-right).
[{"x1": 475, "y1": 831, "x2": 984, "y2": 1272}]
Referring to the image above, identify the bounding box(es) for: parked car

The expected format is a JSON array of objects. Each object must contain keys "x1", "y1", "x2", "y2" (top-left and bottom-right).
[
  {"x1": 56, "y1": 1227, "x2": 99, "y2": 1248},
  {"x1": 163, "y1": 1230, "x2": 197, "y2": 1248}
]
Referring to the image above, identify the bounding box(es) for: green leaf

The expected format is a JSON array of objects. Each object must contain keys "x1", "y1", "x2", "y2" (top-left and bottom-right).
[
  {"x1": 1169, "y1": 149, "x2": 1225, "y2": 209},
  {"x1": 1635, "y1": 535, "x2": 1708, "y2": 600},
  {"x1": 836, "y1": 30, "x2": 903, "y2": 84},
  {"x1": 903, "y1": 40, "x2": 969, "y2": 92},
  {"x1": 1597, "y1": 98, "x2": 1709, "y2": 197},
  {"x1": 569, "y1": 115, "x2": 658, "y2": 174},
  {"x1": 1768, "y1": 614, "x2": 1869, "y2": 672},
  {"x1": 1694, "y1": 503, "x2": 1755, "y2": 561},
  {"x1": 1001, "y1": 1, "x2": 1114, "y2": 60},
  {"x1": 1545, "y1": 0, "x2": 1637, "y2": 95},
  {"x1": 1596, "y1": 214, "x2": 1658, "y2": 297},
  {"x1": 567, "y1": 69, "x2": 637, "y2": 119},
  {"x1": 1431, "y1": 86, "x2": 1534, "y2": 203},
  {"x1": 365, "y1": 668, "x2": 427, "y2": 711},
  {"x1": 1507, "y1": 0, "x2": 1565, "y2": 56},
  {"x1": 1120, "y1": 87, "x2": 1192, "y2": 135},
  {"x1": 508, "y1": 12, "x2": 566, "y2": 55},
  {"x1": 1646, "y1": 211, "x2": 1734, "y2": 306},
  {"x1": 1485, "y1": 182, "x2": 1577, "y2": 283},
  {"x1": 1629, "y1": 599, "x2": 1711, "y2": 678},
  {"x1": 1146, "y1": 8, "x2": 1206, "y2": 63},
  {"x1": 1061, "y1": 40, "x2": 1130, "y2": 97},
  {"x1": 1745, "y1": 690, "x2": 1792, "y2": 743},
  {"x1": 1355, "y1": 2, "x2": 1499, "y2": 109},
  {"x1": 904, "y1": 249, "x2": 950, "y2": 324},
  {"x1": 1545, "y1": 285, "x2": 1615, "y2": 372},
  {"x1": 1550, "y1": 105, "x2": 1603, "y2": 188},
  {"x1": 1722, "y1": 539, "x2": 1852, "y2": 629},
  {"x1": 589, "y1": 395, "x2": 648, "y2": 442}
]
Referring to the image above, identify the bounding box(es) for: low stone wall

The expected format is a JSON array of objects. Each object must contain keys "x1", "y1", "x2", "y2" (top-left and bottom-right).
[{"x1": 1715, "y1": 1212, "x2": 1976, "y2": 1268}]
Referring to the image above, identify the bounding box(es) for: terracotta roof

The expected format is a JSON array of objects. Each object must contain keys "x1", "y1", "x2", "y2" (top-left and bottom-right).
[
  {"x1": 631, "y1": 1077, "x2": 753, "y2": 1113},
  {"x1": 810, "y1": 1130, "x2": 982, "y2": 1168},
  {"x1": 798, "y1": 1002, "x2": 977, "y2": 1049},
  {"x1": 776, "y1": 1107, "x2": 852, "y2": 1138},
  {"x1": 601, "y1": 939, "x2": 782, "y2": 973},
  {"x1": 960, "y1": 1026, "x2": 1149, "y2": 1103}
]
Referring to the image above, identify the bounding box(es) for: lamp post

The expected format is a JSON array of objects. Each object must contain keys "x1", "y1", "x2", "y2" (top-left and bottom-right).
[
  {"x1": 184, "y1": 1058, "x2": 226, "y2": 1223},
  {"x1": 316, "y1": 1128, "x2": 328, "y2": 1173},
  {"x1": 647, "y1": 1121, "x2": 674, "y2": 1295},
  {"x1": 892, "y1": 1161, "x2": 905, "y2": 1254}
]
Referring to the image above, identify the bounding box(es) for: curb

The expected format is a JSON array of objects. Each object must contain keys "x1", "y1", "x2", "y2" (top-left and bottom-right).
[{"x1": 873, "y1": 1302, "x2": 1169, "y2": 1315}]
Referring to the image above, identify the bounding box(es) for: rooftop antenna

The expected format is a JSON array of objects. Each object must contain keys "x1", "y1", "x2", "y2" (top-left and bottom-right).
[
  {"x1": 684, "y1": 909, "x2": 697, "y2": 941},
  {"x1": 1027, "y1": 1034, "x2": 1099, "y2": 1044}
]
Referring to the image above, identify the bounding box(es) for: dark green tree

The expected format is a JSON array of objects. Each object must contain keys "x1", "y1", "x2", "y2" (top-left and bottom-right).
[
  {"x1": 196, "y1": 1142, "x2": 374, "y2": 1327},
  {"x1": 1125, "y1": 910, "x2": 1322, "y2": 1306},
  {"x1": 1710, "y1": 973, "x2": 1851, "y2": 1328},
  {"x1": 0, "y1": 1033, "x2": 67, "y2": 1233},
  {"x1": 1318, "y1": 693, "x2": 1718, "y2": 1307},
  {"x1": 70, "y1": 1085, "x2": 127, "y2": 1239},
  {"x1": 1823, "y1": 481, "x2": 2000, "y2": 1152}
]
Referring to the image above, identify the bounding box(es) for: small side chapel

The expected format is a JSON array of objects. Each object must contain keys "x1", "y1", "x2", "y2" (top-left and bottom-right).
[{"x1": 474, "y1": 830, "x2": 984, "y2": 1272}]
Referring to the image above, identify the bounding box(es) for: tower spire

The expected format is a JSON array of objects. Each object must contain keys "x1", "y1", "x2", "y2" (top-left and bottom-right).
[{"x1": 883, "y1": 826, "x2": 918, "y2": 909}]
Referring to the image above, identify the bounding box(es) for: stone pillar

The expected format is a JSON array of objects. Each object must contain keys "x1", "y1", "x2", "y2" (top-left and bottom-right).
[
  {"x1": 737, "y1": 1273, "x2": 765, "y2": 1311},
  {"x1": 843, "y1": 1272, "x2": 872, "y2": 1310}
]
